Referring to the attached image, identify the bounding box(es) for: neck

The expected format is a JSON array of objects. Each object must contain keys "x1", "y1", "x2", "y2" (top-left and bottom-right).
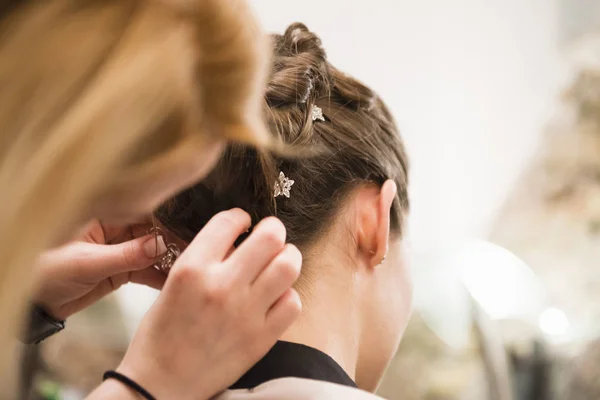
[{"x1": 280, "y1": 258, "x2": 362, "y2": 383}]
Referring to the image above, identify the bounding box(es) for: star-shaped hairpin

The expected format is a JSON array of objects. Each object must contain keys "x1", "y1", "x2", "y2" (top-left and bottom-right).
[
  {"x1": 274, "y1": 171, "x2": 295, "y2": 198},
  {"x1": 311, "y1": 105, "x2": 325, "y2": 122}
]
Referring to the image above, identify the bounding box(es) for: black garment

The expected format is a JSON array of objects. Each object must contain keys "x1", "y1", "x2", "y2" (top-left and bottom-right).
[
  {"x1": 231, "y1": 341, "x2": 357, "y2": 390},
  {"x1": 20, "y1": 305, "x2": 65, "y2": 344}
]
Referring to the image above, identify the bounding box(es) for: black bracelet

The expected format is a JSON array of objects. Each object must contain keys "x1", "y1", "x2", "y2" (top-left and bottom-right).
[{"x1": 103, "y1": 370, "x2": 156, "y2": 400}]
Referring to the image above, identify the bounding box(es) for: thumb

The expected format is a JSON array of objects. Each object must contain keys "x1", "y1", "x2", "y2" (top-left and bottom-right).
[{"x1": 90, "y1": 234, "x2": 167, "y2": 278}]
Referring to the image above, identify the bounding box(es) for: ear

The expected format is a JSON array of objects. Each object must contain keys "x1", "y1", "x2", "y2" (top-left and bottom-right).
[{"x1": 356, "y1": 180, "x2": 397, "y2": 268}]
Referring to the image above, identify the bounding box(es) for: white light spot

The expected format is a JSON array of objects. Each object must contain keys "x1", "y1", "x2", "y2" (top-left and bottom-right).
[
  {"x1": 539, "y1": 307, "x2": 569, "y2": 337},
  {"x1": 458, "y1": 239, "x2": 544, "y2": 320}
]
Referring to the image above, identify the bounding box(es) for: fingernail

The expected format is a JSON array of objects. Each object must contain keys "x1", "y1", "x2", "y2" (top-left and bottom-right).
[{"x1": 143, "y1": 235, "x2": 167, "y2": 258}]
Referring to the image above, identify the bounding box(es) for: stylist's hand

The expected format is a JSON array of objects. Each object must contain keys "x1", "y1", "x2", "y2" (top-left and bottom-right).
[
  {"x1": 116, "y1": 209, "x2": 302, "y2": 400},
  {"x1": 33, "y1": 220, "x2": 167, "y2": 320}
]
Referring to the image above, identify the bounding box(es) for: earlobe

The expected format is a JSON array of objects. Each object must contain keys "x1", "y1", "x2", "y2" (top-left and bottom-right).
[
  {"x1": 369, "y1": 250, "x2": 387, "y2": 266},
  {"x1": 371, "y1": 179, "x2": 397, "y2": 268}
]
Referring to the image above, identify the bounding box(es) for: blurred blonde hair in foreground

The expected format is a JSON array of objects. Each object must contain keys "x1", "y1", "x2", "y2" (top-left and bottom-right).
[{"x1": 0, "y1": 0, "x2": 270, "y2": 377}]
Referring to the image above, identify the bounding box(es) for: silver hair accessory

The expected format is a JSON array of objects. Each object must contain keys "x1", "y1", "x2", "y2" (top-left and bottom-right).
[
  {"x1": 311, "y1": 105, "x2": 325, "y2": 122},
  {"x1": 274, "y1": 171, "x2": 295, "y2": 198},
  {"x1": 148, "y1": 226, "x2": 181, "y2": 274}
]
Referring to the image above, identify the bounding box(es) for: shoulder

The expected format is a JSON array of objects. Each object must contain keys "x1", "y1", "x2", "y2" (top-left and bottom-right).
[{"x1": 213, "y1": 377, "x2": 387, "y2": 400}]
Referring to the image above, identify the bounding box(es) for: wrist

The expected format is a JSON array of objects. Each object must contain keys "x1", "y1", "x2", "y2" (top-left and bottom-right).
[
  {"x1": 116, "y1": 359, "x2": 212, "y2": 400},
  {"x1": 115, "y1": 361, "x2": 164, "y2": 400},
  {"x1": 89, "y1": 379, "x2": 143, "y2": 400},
  {"x1": 20, "y1": 304, "x2": 65, "y2": 344},
  {"x1": 35, "y1": 301, "x2": 66, "y2": 321}
]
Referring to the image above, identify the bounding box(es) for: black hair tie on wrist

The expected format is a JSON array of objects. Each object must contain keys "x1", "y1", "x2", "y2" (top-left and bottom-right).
[{"x1": 103, "y1": 370, "x2": 156, "y2": 400}]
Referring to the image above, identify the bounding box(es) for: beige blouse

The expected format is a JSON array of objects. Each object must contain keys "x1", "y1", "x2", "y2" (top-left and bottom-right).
[{"x1": 214, "y1": 377, "x2": 387, "y2": 400}]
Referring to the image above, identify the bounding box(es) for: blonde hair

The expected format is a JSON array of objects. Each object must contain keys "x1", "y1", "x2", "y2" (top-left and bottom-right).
[{"x1": 0, "y1": 0, "x2": 270, "y2": 374}]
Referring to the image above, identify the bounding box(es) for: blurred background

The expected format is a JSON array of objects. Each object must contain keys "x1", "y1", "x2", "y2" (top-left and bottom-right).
[{"x1": 16, "y1": 0, "x2": 600, "y2": 399}]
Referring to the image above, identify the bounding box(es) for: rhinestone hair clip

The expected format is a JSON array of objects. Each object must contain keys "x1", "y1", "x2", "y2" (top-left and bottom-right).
[
  {"x1": 311, "y1": 105, "x2": 325, "y2": 122},
  {"x1": 274, "y1": 171, "x2": 294, "y2": 198},
  {"x1": 148, "y1": 226, "x2": 181, "y2": 274}
]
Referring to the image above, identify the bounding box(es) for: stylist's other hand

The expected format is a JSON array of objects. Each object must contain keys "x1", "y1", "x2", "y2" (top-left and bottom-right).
[
  {"x1": 117, "y1": 209, "x2": 302, "y2": 400},
  {"x1": 33, "y1": 220, "x2": 167, "y2": 320}
]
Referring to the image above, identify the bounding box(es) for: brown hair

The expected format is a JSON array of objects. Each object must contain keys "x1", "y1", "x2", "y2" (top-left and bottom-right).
[
  {"x1": 0, "y1": 0, "x2": 269, "y2": 374},
  {"x1": 158, "y1": 23, "x2": 409, "y2": 256}
]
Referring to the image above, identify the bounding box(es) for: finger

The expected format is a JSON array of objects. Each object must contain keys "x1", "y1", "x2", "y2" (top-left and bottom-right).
[
  {"x1": 265, "y1": 288, "x2": 302, "y2": 336},
  {"x1": 130, "y1": 267, "x2": 168, "y2": 290},
  {"x1": 130, "y1": 223, "x2": 154, "y2": 239},
  {"x1": 182, "y1": 208, "x2": 251, "y2": 263},
  {"x1": 102, "y1": 225, "x2": 134, "y2": 244},
  {"x1": 228, "y1": 217, "x2": 286, "y2": 283},
  {"x1": 89, "y1": 234, "x2": 167, "y2": 279},
  {"x1": 104, "y1": 221, "x2": 153, "y2": 244},
  {"x1": 252, "y1": 244, "x2": 302, "y2": 306}
]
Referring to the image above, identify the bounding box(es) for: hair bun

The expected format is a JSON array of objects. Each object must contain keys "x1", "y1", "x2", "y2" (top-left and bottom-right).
[
  {"x1": 277, "y1": 23, "x2": 326, "y2": 60},
  {"x1": 267, "y1": 23, "x2": 328, "y2": 105}
]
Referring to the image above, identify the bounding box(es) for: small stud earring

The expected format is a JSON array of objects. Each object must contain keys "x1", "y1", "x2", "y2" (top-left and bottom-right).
[{"x1": 370, "y1": 250, "x2": 387, "y2": 266}]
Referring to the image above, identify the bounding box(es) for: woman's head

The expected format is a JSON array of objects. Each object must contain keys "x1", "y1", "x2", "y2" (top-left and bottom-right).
[
  {"x1": 0, "y1": 0, "x2": 270, "y2": 370},
  {"x1": 0, "y1": 0, "x2": 271, "y2": 226},
  {"x1": 159, "y1": 23, "x2": 409, "y2": 242},
  {"x1": 158, "y1": 23, "x2": 411, "y2": 387}
]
